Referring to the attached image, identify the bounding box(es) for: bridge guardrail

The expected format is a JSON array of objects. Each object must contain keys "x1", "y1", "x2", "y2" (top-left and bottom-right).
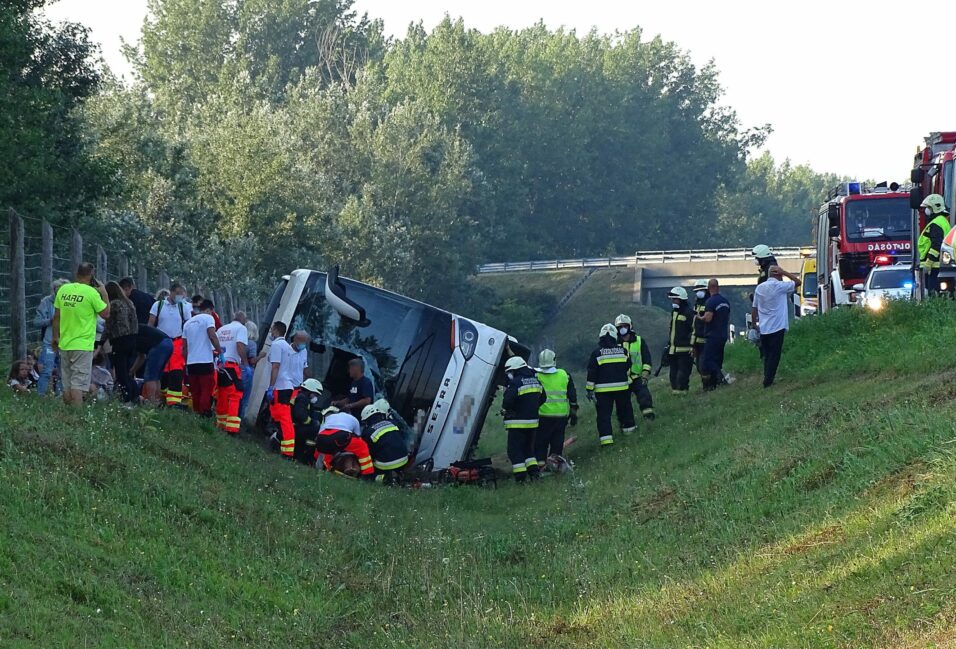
[{"x1": 477, "y1": 247, "x2": 808, "y2": 274}]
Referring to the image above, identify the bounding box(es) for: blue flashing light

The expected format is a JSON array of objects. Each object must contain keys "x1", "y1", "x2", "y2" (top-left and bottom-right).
[
  {"x1": 903, "y1": 281, "x2": 914, "y2": 289},
  {"x1": 847, "y1": 182, "x2": 862, "y2": 195}
]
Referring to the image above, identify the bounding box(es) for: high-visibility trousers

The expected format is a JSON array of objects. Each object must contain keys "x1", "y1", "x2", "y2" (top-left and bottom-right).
[
  {"x1": 215, "y1": 362, "x2": 243, "y2": 434},
  {"x1": 270, "y1": 389, "x2": 295, "y2": 457},
  {"x1": 161, "y1": 338, "x2": 186, "y2": 407},
  {"x1": 506, "y1": 425, "x2": 538, "y2": 482},
  {"x1": 316, "y1": 431, "x2": 374, "y2": 476}
]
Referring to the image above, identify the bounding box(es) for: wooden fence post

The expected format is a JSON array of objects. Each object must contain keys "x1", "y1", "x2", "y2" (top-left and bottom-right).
[
  {"x1": 41, "y1": 220, "x2": 53, "y2": 290},
  {"x1": 96, "y1": 245, "x2": 107, "y2": 280},
  {"x1": 9, "y1": 210, "x2": 27, "y2": 360},
  {"x1": 71, "y1": 230, "x2": 83, "y2": 274},
  {"x1": 137, "y1": 264, "x2": 148, "y2": 293},
  {"x1": 117, "y1": 253, "x2": 129, "y2": 279}
]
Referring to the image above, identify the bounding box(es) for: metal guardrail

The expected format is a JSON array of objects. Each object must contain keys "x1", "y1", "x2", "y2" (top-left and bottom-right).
[{"x1": 477, "y1": 247, "x2": 808, "y2": 274}]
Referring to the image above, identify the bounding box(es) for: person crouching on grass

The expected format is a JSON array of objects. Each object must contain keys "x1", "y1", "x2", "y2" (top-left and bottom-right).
[{"x1": 8, "y1": 360, "x2": 35, "y2": 394}]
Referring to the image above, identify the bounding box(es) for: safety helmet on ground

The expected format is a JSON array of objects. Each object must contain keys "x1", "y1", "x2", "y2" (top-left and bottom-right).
[
  {"x1": 504, "y1": 356, "x2": 528, "y2": 372},
  {"x1": 361, "y1": 398, "x2": 391, "y2": 421},
  {"x1": 538, "y1": 349, "x2": 556, "y2": 369},
  {"x1": 613, "y1": 314, "x2": 632, "y2": 327},
  {"x1": 752, "y1": 244, "x2": 773, "y2": 259},
  {"x1": 668, "y1": 286, "x2": 688, "y2": 301},
  {"x1": 693, "y1": 278, "x2": 708, "y2": 290},
  {"x1": 920, "y1": 193, "x2": 949, "y2": 216},
  {"x1": 301, "y1": 378, "x2": 324, "y2": 394},
  {"x1": 599, "y1": 323, "x2": 618, "y2": 338}
]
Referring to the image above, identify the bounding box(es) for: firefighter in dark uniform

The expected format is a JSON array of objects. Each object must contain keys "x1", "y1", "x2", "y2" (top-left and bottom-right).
[
  {"x1": 917, "y1": 194, "x2": 952, "y2": 295},
  {"x1": 586, "y1": 323, "x2": 635, "y2": 447},
  {"x1": 666, "y1": 287, "x2": 694, "y2": 394},
  {"x1": 502, "y1": 356, "x2": 545, "y2": 482},
  {"x1": 534, "y1": 349, "x2": 577, "y2": 466},
  {"x1": 691, "y1": 279, "x2": 709, "y2": 388},
  {"x1": 290, "y1": 378, "x2": 325, "y2": 464},
  {"x1": 614, "y1": 314, "x2": 655, "y2": 421},
  {"x1": 361, "y1": 399, "x2": 409, "y2": 485}
]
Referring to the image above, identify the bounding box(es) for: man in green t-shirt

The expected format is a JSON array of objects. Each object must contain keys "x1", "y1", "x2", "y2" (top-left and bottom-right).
[{"x1": 53, "y1": 262, "x2": 110, "y2": 406}]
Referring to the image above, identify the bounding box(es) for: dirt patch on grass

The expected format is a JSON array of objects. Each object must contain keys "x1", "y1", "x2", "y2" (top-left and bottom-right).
[
  {"x1": 631, "y1": 487, "x2": 678, "y2": 524},
  {"x1": 782, "y1": 524, "x2": 844, "y2": 556},
  {"x1": 865, "y1": 461, "x2": 927, "y2": 499},
  {"x1": 16, "y1": 431, "x2": 125, "y2": 489},
  {"x1": 772, "y1": 457, "x2": 801, "y2": 481},
  {"x1": 531, "y1": 617, "x2": 592, "y2": 646},
  {"x1": 801, "y1": 462, "x2": 838, "y2": 492}
]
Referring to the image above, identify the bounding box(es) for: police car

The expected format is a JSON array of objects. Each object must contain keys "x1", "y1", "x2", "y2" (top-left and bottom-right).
[{"x1": 853, "y1": 264, "x2": 915, "y2": 311}]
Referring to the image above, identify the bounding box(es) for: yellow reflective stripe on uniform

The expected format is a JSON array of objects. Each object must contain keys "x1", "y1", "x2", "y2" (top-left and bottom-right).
[
  {"x1": 593, "y1": 381, "x2": 628, "y2": 392},
  {"x1": 512, "y1": 462, "x2": 527, "y2": 473},
  {"x1": 504, "y1": 419, "x2": 538, "y2": 429},
  {"x1": 544, "y1": 392, "x2": 568, "y2": 401},
  {"x1": 370, "y1": 424, "x2": 399, "y2": 443},
  {"x1": 517, "y1": 385, "x2": 543, "y2": 395},
  {"x1": 596, "y1": 355, "x2": 628, "y2": 365},
  {"x1": 374, "y1": 456, "x2": 408, "y2": 471},
  {"x1": 585, "y1": 381, "x2": 595, "y2": 391}
]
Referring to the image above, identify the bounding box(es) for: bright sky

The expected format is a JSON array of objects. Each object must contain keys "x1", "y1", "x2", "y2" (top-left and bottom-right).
[{"x1": 43, "y1": 0, "x2": 956, "y2": 180}]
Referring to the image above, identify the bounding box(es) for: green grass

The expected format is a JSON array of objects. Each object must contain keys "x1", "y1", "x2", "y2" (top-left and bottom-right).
[{"x1": 3, "y1": 301, "x2": 956, "y2": 647}]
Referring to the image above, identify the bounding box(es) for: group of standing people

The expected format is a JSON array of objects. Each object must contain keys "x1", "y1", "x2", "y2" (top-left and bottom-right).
[{"x1": 21, "y1": 263, "x2": 261, "y2": 436}]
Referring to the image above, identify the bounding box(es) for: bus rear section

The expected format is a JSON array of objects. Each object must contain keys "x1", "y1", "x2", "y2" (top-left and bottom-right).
[{"x1": 246, "y1": 269, "x2": 514, "y2": 469}]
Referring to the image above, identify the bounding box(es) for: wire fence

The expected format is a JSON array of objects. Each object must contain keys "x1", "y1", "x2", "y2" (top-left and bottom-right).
[{"x1": 1, "y1": 209, "x2": 265, "y2": 363}]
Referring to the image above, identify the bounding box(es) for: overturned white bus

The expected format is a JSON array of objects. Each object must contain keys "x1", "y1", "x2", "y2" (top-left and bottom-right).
[{"x1": 245, "y1": 268, "x2": 527, "y2": 470}]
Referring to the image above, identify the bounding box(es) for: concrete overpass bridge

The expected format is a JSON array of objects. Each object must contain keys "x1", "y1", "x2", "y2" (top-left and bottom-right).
[{"x1": 477, "y1": 247, "x2": 807, "y2": 304}]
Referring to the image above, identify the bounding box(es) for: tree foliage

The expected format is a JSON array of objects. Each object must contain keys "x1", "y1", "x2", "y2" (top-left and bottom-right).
[
  {"x1": 0, "y1": 0, "x2": 109, "y2": 222},
  {"x1": 19, "y1": 1, "x2": 842, "y2": 312}
]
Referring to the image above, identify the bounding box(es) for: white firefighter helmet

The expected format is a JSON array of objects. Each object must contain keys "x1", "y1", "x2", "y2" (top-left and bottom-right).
[
  {"x1": 538, "y1": 349, "x2": 556, "y2": 369},
  {"x1": 504, "y1": 356, "x2": 528, "y2": 372},
  {"x1": 921, "y1": 193, "x2": 949, "y2": 215},
  {"x1": 321, "y1": 406, "x2": 340, "y2": 417},
  {"x1": 600, "y1": 323, "x2": 618, "y2": 338},
  {"x1": 301, "y1": 378, "x2": 324, "y2": 394},
  {"x1": 668, "y1": 286, "x2": 688, "y2": 301},
  {"x1": 613, "y1": 314, "x2": 632, "y2": 327},
  {"x1": 360, "y1": 399, "x2": 390, "y2": 421},
  {"x1": 752, "y1": 244, "x2": 773, "y2": 259},
  {"x1": 693, "y1": 278, "x2": 708, "y2": 290}
]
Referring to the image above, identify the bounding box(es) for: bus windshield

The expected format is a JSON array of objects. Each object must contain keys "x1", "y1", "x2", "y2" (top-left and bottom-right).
[
  {"x1": 286, "y1": 273, "x2": 453, "y2": 428},
  {"x1": 844, "y1": 197, "x2": 911, "y2": 243}
]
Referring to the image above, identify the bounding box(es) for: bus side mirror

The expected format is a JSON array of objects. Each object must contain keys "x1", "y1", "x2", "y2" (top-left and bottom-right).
[
  {"x1": 828, "y1": 226, "x2": 840, "y2": 238},
  {"x1": 910, "y1": 186, "x2": 923, "y2": 210},
  {"x1": 827, "y1": 203, "x2": 839, "y2": 227},
  {"x1": 911, "y1": 167, "x2": 924, "y2": 184}
]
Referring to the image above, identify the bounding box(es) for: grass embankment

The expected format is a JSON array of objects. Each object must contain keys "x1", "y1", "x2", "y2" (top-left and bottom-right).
[
  {"x1": 475, "y1": 267, "x2": 670, "y2": 368},
  {"x1": 3, "y1": 301, "x2": 956, "y2": 647}
]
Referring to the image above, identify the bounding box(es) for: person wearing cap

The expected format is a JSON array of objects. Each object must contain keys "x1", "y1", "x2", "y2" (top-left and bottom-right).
[
  {"x1": 291, "y1": 378, "x2": 326, "y2": 464},
  {"x1": 314, "y1": 406, "x2": 373, "y2": 477},
  {"x1": 534, "y1": 349, "x2": 577, "y2": 467},
  {"x1": 666, "y1": 287, "x2": 694, "y2": 394},
  {"x1": 615, "y1": 314, "x2": 655, "y2": 421},
  {"x1": 752, "y1": 245, "x2": 778, "y2": 285},
  {"x1": 502, "y1": 356, "x2": 546, "y2": 482},
  {"x1": 361, "y1": 399, "x2": 409, "y2": 484},
  {"x1": 586, "y1": 324, "x2": 635, "y2": 447}
]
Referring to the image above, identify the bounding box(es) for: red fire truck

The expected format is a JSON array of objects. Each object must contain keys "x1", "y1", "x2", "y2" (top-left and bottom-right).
[
  {"x1": 910, "y1": 132, "x2": 956, "y2": 296},
  {"x1": 815, "y1": 182, "x2": 912, "y2": 313}
]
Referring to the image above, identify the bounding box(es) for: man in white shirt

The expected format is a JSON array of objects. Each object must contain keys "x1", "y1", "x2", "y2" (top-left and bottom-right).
[
  {"x1": 267, "y1": 322, "x2": 301, "y2": 458},
  {"x1": 182, "y1": 299, "x2": 222, "y2": 415},
  {"x1": 147, "y1": 282, "x2": 194, "y2": 407},
  {"x1": 752, "y1": 266, "x2": 802, "y2": 388},
  {"x1": 215, "y1": 312, "x2": 249, "y2": 434}
]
